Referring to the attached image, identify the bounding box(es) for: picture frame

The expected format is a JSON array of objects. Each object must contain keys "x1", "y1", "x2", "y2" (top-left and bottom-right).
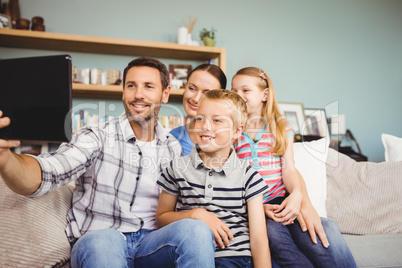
[
  {"x1": 169, "y1": 64, "x2": 192, "y2": 89},
  {"x1": 304, "y1": 108, "x2": 330, "y2": 138},
  {"x1": 0, "y1": 14, "x2": 12, "y2": 29},
  {"x1": 277, "y1": 102, "x2": 306, "y2": 135}
]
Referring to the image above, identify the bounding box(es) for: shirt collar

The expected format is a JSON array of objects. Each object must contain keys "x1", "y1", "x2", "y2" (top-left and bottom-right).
[
  {"x1": 242, "y1": 124, "x2": 266, "y2": 143},
  {"x1": 190, "y1": 145, "x2": 239, "y2": 175},
  {"x1": 190, "y1": 146, "x2": 205, "y2": 169},
  {"x1": 221, "y1": 148, "x2": 240, "y2": 175}
]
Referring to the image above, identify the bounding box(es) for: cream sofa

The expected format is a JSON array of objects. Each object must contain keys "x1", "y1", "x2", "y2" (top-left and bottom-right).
[
  {"x1": 1, "y1": 142, "x2": 402, "y2": 267},
  {"x1": 325, "y1": 147, "x2": 402, "y2": 267}
]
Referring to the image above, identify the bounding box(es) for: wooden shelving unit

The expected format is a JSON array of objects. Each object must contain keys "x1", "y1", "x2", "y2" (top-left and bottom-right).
[
  {"x1": 0, "y1": 29, "x2": 226, "y2": 100},
  {"x1": 72, "y1": 83, "x2": 184, "y2": 101}
]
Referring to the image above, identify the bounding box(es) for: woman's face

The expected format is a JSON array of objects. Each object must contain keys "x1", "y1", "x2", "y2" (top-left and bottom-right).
[{"x1": 183, "y1": 70, "x2": 222, "y2": 118}]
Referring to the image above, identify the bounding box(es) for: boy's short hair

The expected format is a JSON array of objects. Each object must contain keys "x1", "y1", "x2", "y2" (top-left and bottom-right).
[{"x1": 199, "y1": 89, "x2": 247, "y2": 128}]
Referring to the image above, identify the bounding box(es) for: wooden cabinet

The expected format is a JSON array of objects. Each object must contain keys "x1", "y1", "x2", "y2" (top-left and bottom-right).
[{"x1": 0, "y1": 29, "x2": 226, "y2": 100}]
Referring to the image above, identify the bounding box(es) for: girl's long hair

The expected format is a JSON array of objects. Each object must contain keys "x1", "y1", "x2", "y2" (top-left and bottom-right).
[{"x1": 234, "y1": 67, "x2": 288, "y2": 156}]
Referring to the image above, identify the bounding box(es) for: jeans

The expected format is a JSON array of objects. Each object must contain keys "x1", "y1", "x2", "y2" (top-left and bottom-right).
[
  {"x1": 215, "y1": 256, "x2": 252, "y2": 268},
  {"x1": 71, "y1": 219, "x2": 215, "y2": 268},
  {"x1": 266, "y1": 217, "x2": 356, "y2": 268}
]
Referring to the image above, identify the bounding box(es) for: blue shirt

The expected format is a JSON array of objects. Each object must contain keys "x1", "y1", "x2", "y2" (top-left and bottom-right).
[{"x1": 170, "y1": 126, "x2": 194, "y2": 156}]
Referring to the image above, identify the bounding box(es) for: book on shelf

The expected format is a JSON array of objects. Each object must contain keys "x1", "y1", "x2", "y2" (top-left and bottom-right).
[
  {"x1": 72, "y1": 111, "x2": 187, "y2": 134},
  {"x1": 72, "y1": 66, "x2": 122, "y2": 85},
  {"x1": 158, "y1": 115, "x2": 188, "y2": 131},
  {"x1": 72, "y1": 110, "x2": 116, "y2": 134}
]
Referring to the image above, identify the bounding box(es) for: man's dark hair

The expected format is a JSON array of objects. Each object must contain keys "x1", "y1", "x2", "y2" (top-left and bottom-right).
[{"x1": 123, "y1": 57, "x2": 170, "y2": 89}]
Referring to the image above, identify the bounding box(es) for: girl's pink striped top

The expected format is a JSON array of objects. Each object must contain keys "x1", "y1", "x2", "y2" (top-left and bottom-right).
[{"x1": 234, "y1": 123, "x2": 294, "y2": 203}]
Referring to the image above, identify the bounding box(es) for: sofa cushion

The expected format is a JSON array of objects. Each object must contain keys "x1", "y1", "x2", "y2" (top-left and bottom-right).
[
  {"x1": 0, "y1": 178, "x2": 73, "y2": 267},
  {"x1": 326, "y1": 148, "x2": 402, "y2": 235},
  {"x1": 343, "y1": 234, "x2": 402, "y2": 268},
  {"x1": 382, "y1": 133, "x2": 402, "y2": 162},
  {"x1": 294, "y1": 138, "x2": 329, "y2": 217}
]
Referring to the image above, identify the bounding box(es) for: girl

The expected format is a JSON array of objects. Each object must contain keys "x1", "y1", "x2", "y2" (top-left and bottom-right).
[
  {"x1": 231, "y1": 67, "x2": 356, "y2": 267},
  {"x1": 170, "y1": 63, "x2": 226, "y2": 155}
]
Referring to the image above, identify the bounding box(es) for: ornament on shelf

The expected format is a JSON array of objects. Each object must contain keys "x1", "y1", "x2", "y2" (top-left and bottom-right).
[
  {"x1": 178, "y1": 16, "x2": 198, "y2": 46},
  {"x1": 8, "y1": 0, "x2": 20, "y2": 29},
  {"x1": 31, "y1": 16, "x2": 45, "y2": 31},
  {"x1": 178, "y1": 26, "x2": 188, "y2": 45}
]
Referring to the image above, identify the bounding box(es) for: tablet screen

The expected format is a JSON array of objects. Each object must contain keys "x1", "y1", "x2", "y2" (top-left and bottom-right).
[{"x1": 0, "y1": 54, "x2": 72, "y2": 142}]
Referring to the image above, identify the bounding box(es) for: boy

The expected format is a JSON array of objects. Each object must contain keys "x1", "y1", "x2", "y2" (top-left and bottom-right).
[{"x1": 156, "y1": 89, "x2": 271, "y2": 268}]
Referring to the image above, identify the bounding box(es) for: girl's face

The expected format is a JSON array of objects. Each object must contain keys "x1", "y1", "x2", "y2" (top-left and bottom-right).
[
  {"x1": 231, "y1": 75, "x2": 268, "y2": 117},
  {"x1": 183, "y1": 70, "x2": 222, "y2": 118}
]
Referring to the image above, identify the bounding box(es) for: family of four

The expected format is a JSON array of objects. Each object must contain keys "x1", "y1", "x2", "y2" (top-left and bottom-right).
[{"x1": 0, "y1": 57, "x2": 356, "y2": 267}]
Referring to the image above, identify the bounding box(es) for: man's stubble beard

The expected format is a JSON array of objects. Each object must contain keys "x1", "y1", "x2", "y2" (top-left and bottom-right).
[{"x1": 123, "y1": 99, "x2": 162, "y2": 125}]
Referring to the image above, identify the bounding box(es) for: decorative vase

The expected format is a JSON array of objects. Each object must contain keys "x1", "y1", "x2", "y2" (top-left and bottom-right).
[
  {"x1": 186, "y1": 33, "x2": 193, "y2": 45},
  {"x1": 203, "y1": 37, "x2": 216, "y2": 47},
  {"x1": 16, "y1": 18, "x2": 29, "y2": 30},
  {"x1": 8, "y1": 0, "x2": 20, "y2": 29},
  {"x1": 31, "y1": 16, "x2": 45, "y2": 31},
  {"x1": 178, "y1": 26, "x2": 188, "y2": 45}
]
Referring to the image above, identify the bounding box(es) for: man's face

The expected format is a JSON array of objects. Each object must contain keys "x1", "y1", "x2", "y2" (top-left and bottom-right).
[{"x1": 122, "y1": 66, "x2": 170, "y2": 124}]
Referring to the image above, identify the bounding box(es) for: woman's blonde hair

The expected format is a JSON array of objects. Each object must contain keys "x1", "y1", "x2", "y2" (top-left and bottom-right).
[
  {"x1": 199, "y1": 89, "x2": 248, "y2": 129},
  {"x1": 234, "y1": 67, "x2": 288, "y2": 156}
]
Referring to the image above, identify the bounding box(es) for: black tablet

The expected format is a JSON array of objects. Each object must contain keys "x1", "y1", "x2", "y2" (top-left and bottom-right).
[{"x1": 0, "y1": 54, "x2": 72, "y2": 142}]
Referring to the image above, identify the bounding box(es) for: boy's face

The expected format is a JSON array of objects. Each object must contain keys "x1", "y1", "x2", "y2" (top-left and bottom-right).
[{"x1": 194, "y1": 99, "x2": 241, "y2": 155}]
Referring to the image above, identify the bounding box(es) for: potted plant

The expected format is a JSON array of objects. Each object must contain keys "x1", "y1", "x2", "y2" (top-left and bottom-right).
[{"x1": 199, "y1": 27, "x2": 217, "y2": 47}]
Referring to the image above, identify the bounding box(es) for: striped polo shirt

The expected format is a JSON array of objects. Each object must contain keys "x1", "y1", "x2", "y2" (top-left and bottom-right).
[
  {"x1": 157, "y1": 146, "x2": 269, "y2": 258},
  {"x1": 234, "y1": 124, "x2": 294, "y2": 203}
]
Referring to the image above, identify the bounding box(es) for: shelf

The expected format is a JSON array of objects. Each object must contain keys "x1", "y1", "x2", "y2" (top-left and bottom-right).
[
  {"x1": 0, "y1": 29, "x2": 226, "y2": 71},
  {"x1": 0, "y1": 28, "x2": 225, "y2": 101},
  {"x1": 72, "y1": 83, "x2": 184, "y2": 102},
  {"x1": 72, "y1": 83, "x2": 122, "y2": 98}
]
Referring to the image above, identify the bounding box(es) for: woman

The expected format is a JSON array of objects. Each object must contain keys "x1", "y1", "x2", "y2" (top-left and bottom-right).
[{"x1": 170, "y1": 63, "x2": 226, "y2": 155}]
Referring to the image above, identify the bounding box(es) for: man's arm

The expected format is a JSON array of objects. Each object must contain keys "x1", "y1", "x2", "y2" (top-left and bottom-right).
[{"x1": 0, "y1": 112, "x2": 42, "y2": 196}]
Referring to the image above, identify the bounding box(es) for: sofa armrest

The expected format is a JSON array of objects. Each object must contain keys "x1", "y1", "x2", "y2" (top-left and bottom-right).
[{"x1": 0, "y1": 178, "x2": 74, "y2": 267}]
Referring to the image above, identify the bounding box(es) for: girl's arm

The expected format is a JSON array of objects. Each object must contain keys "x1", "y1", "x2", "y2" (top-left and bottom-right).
[
  {"x1": 273, "y1": 136, "x2": 302, "y2": 224},
  {"x1": 156, "y1": 190, "x2": 234, "y2": 249},
  {"x1": 248, "y1": 195, "x2": 271, "y2": 268},
  {"x1": 296, "y1": 170, "x2": 330, "y2": 248}
]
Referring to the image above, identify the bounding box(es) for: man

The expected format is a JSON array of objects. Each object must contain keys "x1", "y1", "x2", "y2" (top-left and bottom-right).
[{"x1": 0, "y1": 57, "x2": 215, "y2": 267}]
